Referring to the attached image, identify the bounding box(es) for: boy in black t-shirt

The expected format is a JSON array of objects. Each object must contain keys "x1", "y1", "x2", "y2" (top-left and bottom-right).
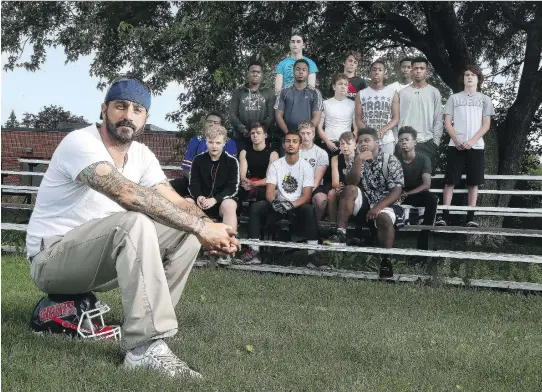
[
  {"x1": 239, "y1": 122, "x2": 279, "y2": 202},
  {"x1": 397, "y1": 126, "x2": 438, "y2": 250}
]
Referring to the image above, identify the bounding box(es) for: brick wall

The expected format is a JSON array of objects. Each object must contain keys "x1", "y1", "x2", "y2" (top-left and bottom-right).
[{"x1": 1, "y1": 128, "x2": 186, "y2": 184}]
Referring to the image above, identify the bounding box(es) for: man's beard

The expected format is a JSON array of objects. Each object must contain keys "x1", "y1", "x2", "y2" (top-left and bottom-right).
[{"x1": 105, "y1": 114, "x2": 144, "y2": 145}]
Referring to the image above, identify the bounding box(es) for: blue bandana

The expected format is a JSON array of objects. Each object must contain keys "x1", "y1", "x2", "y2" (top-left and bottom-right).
[{"x1": 104, "y1": 79, "x2": 151, "y2": 112}]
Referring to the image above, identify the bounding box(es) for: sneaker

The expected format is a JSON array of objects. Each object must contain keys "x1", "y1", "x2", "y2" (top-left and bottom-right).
[
  {"x1": 435, "y1": 216, "x2": 447, "y2": 226},
  {"x1": 465, "y1": 221, "x2": 479, "y2": 228},
  {"x1": 379, "y1": 259, "x2": 394, "y2": 279},
  {"x1": 234, "y1": 248, "x2": 261, "y2": 265},
  {"x1": 323, "y1": 231, "x2": 347, "y2": 246},
  {"x1": 217, "y1": 255, "x2": 232, "y2": 266},
  {"x1": 124, "y1": 340, "x2": 203, "y2": 379}
]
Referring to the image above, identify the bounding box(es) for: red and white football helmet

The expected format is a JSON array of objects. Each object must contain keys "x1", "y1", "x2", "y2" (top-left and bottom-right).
[{"x1": 29, "y1": 292, "x2": 121, "y2": 341}]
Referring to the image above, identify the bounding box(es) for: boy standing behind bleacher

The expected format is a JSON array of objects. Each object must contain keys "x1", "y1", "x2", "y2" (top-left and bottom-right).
[
  {"x1": 438, "y1": 65, "x2": 494, "y2": 227},
  {"x1": 274, "y1": 33, "x2": 318, "y2": 93},
  {"x1": 318, "y1": 73, "x2": 358, "y2": 157},
  {"x1": 398, "y1": 57, "x2": 443, "y2": 171}
]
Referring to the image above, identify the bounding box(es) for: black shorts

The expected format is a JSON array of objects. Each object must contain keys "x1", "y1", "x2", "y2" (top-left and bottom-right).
[
  {"x1": 312, "y1": 182, "x2": 332, "y2": 197},
  {"x1": 444, "y1": 147, "x2": 485, "y2": 186},
  {"x1": 185, "y1": 198, "x2": 226, "y2": 220}
]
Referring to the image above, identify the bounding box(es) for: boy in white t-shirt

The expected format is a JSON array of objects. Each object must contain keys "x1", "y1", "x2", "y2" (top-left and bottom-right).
[
  {"x1": 238, "y1": 132, "x2": 320, "y2": 265},
  {"x1": 355, "y1": 60, "x2": 399, "y2": 155},
  {"x1": 387, "y1": 57, "x2": 412, "y2": 93},
  {"x1": 298, "y1": 121, "x2": 330, "y2": 221},
  {"x1": 25, "y1": 76, "x2": 239, "y2": 379},
  {"x1": 438, "y1": 65, "x2": 494, "y2": 227},
  {"x1": 317, "y1": 73, "x2": 358, "y2": 156}
]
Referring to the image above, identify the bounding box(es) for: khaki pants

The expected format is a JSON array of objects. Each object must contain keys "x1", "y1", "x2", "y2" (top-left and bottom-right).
[{"x1": 30, "y1": 211, "x2": 201, "y2": 349}]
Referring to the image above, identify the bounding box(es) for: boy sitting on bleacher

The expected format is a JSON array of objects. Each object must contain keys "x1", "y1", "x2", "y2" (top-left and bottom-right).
[
  {"x1": 237, "y1": 131, "x2": 319, "y2": 265},
  {"x1": 326, "y1": 128, "x2": 404, "y2": 278},
  {"x1": 187, "y1": 125, "x2": 240, "y2": 266},
  {"x1": 238, "y1": 122, "x2": 279, "y2": 203},
  {"x1": 298, "y1": 121, "x2": 330, "y2": 221},
  {"x1": 327, "y1": 131, "x2": 357, "y2": 224},
  {"x1": 397, "y1": 126, "x2": 438, "y2": 250},
  {"x1": 171, "y1": 111, "x2": 237, "y2": 197}
]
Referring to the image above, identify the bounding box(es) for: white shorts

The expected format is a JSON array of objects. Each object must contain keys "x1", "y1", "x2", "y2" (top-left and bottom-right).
[
  {"x1": 379, "y1": 142, "x2": 395, "y2": 155},
  {"x1": 353, "y1": 187, "x2": 397, "y2": 227}
]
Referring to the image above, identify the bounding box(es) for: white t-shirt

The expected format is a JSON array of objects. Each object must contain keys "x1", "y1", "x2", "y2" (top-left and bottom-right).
[
  {"x1": 267, "y1": 157, "x2": 314, "y2": 202},
  {"x1": 358, "y1": 86, "x2": 396, "y2": 145},
  {"x1": 299, "y1": 144, "x2": 329, "y2": 170},
  {"x1": 388, "y1": 81, "x2": 411, "y2": 93},
  {"x1": 322, "y1": 97, "x2": 355, "y2": 141},
  {"x1": 26, "y1": 125, "x2": 166, "y2": 258},
  {"x1": 444, "y1": 91, "x2": 495, "y2": 149}
]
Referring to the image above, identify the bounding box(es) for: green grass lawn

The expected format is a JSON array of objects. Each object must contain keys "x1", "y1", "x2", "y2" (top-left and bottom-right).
[{"x1": 2, "y1": 255, "x2": 542, "y2": 392}]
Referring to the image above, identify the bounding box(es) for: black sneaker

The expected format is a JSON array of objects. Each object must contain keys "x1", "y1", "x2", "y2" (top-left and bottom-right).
[
  {"x1": 379, "y1": 258, "x2": 394, "y2": 279},
  {"x1": 465, "y1": 221, "x2": 479, "y2": 228},
  {"x1": 323, "y1": 231, "x2": 347, "y2": 246},
  {"x1": 435, "y1": 216, "x2": 447, "y2": 226}
]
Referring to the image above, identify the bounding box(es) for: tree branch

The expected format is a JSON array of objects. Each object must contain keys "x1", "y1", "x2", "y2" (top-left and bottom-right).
[
  {"x1": 486, "y1": 58, "x2": 525, "y2": 78},
  {"x1": 501, "y1": 3, "x2": 530, "y2": 30}
]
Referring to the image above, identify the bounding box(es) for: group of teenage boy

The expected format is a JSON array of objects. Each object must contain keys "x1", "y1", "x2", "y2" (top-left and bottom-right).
[
  {"x1": 172, "y1": 33, "x2": 495, "y2": 278},
  {"x1": 23, "y1": 34, "x2": 495, "y2": 378}
]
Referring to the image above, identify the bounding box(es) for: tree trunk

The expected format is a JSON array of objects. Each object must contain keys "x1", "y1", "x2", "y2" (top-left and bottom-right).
[{"x1": 496, "y1": 21, "x2": 542, "y2": 210}]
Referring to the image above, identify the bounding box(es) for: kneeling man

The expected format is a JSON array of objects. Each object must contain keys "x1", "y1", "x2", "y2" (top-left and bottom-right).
[{"x1": 26, "y1": 76, "x2": 239, "y2": 378}]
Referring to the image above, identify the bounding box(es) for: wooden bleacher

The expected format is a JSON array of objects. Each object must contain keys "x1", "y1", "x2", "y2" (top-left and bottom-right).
[{"x1": 2, "y1": 158, "x2": 542, "y2": 293}]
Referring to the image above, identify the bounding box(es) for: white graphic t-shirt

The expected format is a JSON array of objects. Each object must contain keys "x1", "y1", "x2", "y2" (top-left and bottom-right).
[
  {"x1": 267, "y1": 157, "x2": 314, "y2": 202},
  {"x1": 358, "y1": 86, "x2": 396, "y2": 145},
  {"x1": 322, "y1": 97, "x2": 356, "y2": 141}
]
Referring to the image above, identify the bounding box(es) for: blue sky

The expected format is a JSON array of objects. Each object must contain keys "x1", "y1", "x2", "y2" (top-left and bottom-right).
[{"x1": 1, "y1": 47, "x2": 185, "y2": 131}]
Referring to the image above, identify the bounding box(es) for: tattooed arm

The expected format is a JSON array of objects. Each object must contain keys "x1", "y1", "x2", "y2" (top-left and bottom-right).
[
  {"x1": 151, "y1": 180, "x2": 209, "y2": 220},
  {"x1": 77, "y1": 161, "x2": 239, "y2": 252}
]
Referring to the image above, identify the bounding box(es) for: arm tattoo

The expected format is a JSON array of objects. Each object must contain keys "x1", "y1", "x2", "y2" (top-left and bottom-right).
[
  {"x1": 78, "y1": 162, "x2": 207, "y2": 233},
  {"x1": 151, "y1": 179, "x2": 209, "y2": 219}
]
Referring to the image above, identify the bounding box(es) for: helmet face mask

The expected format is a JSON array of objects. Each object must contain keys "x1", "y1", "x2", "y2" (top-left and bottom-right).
[
  {"x1": 30, "y1": 293, "x2": 121, "y2": 341},
  {"x1": 77, "y1": 302, "x2": 121, "y2": 340}
]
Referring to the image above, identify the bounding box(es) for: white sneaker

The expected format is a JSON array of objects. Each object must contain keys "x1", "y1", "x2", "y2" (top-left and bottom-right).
[
  {"x1": 124, "y1": 340, "x2": 202, "y2": 379},
  {"x1": 217, "y1": 255, "x2": 232, "y2": 266}
]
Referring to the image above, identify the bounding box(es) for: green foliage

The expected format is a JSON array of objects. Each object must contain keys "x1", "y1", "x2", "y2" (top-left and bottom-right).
[
  {"x1": 2, "y1": 2, "x2": 541, "y2": 182},
  {"x1": 20, "y1": 105, "x2": 88, "y2": 129},
  {"x1": 4, "y1": 110, "x2": 20, "y2": 127},
  {"x1": 3, "y1": 258, "x2": 542, "y2": 391}
]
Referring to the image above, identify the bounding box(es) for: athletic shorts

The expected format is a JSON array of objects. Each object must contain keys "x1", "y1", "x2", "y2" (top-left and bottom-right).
[
  {"x1": 353, "y1": 187, "x2": 404, "y2": 228},
  {"x1": 444, "y1": 147, "x2": 485, "y2": 186},
  {"x1": 312, "y1": 182, "x2": 332, "y2": 197}
]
